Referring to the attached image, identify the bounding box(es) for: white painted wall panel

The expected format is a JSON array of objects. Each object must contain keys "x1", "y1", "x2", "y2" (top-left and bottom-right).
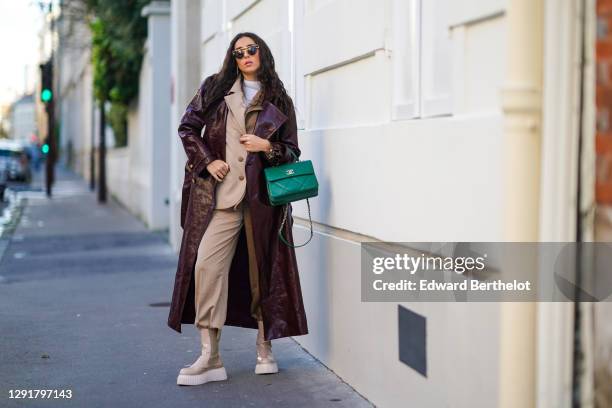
[
  {"x1": 309, "y1": 52, "x2": 388, "y2": 129},
  {"x1": 303, "y1": 0, "x2": 386, "y2": 74},
  {"x1": 230, "y1": 0, "x2": 286, "y2": 29},
  {"x1": 202, "y1": 0, "x2": 222, "y2": 42},
  {"x1": 226, "y1": 0, "x2": 259, "y2": 20},
  {"x1": 448, "y1": 0, "x2": 506, "y2": 28},
  {"x1": 463, "y1": 16, "x2": 507, "y2": 113},
  {"x1": 294, "y1": 112, "x2": 504, "y2": 242},
  {"x1": 106, "y1": 147, "x2": 132, "y2": 214},
  {"x1": 227, "y1": 0, "x2": 294, "y2": 106},
  {"x1": 306, "y1": 0, "x2": 334, "y2": 13},
  {"x1": 202, "y1": 32, "x2": 227, "y2": 78}
]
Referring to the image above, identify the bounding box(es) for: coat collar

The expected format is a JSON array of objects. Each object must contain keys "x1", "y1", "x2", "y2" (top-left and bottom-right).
[{"x1": 223, "y1": 75, "x2": 289, "y2": 139}]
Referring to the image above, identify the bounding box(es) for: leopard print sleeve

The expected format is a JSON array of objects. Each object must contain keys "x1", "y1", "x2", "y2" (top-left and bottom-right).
[{"x1": 264, "y1": 142, "x2": 284, "y2": 166}]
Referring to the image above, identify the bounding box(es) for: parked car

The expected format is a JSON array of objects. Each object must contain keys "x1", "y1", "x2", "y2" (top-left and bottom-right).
[{"x1": 0, "y1": 140, "x2": 32, "y2": 184}]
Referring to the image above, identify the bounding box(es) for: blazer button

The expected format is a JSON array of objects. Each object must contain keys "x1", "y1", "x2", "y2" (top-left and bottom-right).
[
  {"x1": 239, "y1": 175, "x2": 245, "y2": 181},
  {"x1": 188, "y1": 163, "x2": 193, "y2": 169},
  {"x1": 238, "y1": 156, "x2": 244, "y2": 162}
]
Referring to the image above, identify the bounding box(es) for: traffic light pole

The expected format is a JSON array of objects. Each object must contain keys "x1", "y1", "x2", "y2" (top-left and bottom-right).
[
  {"x1": 37, "y1": 1, "x2": 57, "y2": 197},
  {"x1": 40, "y1": 58, "x2": 56, "y2": 197},
  {"x1": 45, "y1": 95, "x2": 55, "y2": 197}
]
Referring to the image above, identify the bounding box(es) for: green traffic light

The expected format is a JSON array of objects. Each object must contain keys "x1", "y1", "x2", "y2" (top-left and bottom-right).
[
  {"x1": 42, "y1": 144, "x2": 49, "y2": 154},
  {"x1": 41, "y1": 88, "x2": 53, "y2": 102}
]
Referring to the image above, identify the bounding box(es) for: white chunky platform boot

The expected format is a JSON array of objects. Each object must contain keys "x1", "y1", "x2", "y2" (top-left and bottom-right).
[{"x1": 177, "y1": 327, "x2": 227, "y2": 385}]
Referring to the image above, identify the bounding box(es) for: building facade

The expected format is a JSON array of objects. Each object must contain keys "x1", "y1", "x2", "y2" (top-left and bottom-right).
[
  {"x1": 55, "y1": 0, "x2": 609, "y2": 406},
  {"x1": 9, "y1": 94, "x2": 36, "y2": 142},
  {"x1": 167, "y1": 1, "x2": 599, "y2": 406}
]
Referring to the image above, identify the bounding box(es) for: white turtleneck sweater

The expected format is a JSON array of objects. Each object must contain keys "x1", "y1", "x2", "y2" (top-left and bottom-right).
[{"x1": 242, "y1": 78, "x2": 261, "y2": 106}]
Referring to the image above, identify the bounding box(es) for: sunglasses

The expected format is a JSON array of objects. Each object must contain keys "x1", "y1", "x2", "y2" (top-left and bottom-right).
[{"x1": 232, "y1": 44, "x2": 259, "y2": 59}]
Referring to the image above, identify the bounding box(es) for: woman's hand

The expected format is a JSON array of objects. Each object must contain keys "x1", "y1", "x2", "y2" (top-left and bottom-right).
[
  {"x1": 239, "y1": 134, "x2": 272, "y2": 153},
  {"x1": 206, "y1": 159, "x2": 230, "y2": 182}
]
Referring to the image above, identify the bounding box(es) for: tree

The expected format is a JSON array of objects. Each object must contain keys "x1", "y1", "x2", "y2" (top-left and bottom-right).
[
  {"x1": 65, "y1": 0, "x2": 148, "y2": 147},
  {"x1": 64, "y1": 0, "x2": 148, "y2": 202},
  {"x1": 87, "y1": 0, "x2": 148, "y2": 147}
]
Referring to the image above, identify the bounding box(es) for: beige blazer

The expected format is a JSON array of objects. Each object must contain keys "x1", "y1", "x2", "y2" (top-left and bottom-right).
[{"x1": 215, "y1": 76, "x2": 263, "y2": 210}]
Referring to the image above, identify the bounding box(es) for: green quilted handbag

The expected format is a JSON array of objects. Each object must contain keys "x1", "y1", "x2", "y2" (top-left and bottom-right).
[{"x1": 264, "y1": 148, "x2": 318, "y2": 248}]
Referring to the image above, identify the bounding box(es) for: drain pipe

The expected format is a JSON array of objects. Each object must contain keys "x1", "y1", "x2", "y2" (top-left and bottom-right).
[{"x1": 498, "y1": 0, "x2": 544, "y2": 406}]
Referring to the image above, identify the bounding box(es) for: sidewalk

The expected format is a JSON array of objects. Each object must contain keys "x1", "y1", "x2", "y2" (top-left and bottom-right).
[{"x1": 0, "y1": 163, "x2": 372, "y2": 408}]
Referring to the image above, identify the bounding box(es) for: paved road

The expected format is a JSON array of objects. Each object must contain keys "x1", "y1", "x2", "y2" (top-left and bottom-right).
[{"x1": 0, "y1": 164, "x2": 372, "y2": 408}]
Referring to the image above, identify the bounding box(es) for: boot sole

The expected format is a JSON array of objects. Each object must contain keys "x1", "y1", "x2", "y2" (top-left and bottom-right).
[
  {"x1": 177, "y1": 367, "x2": 228, "y2": 386},
  {"x1": 255, "y1": 362, "x2": 278, "y2": 375}
]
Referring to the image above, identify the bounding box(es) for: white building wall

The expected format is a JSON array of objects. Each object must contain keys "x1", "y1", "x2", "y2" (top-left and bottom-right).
[
  {"x1": 107, "y1": 44, "x2": 152, "y2": 227},
  {"x1": 57, "y1": 12, "x2": 97, "y2": 181},
  {"x1": 169, "y1": 0, "x2": 203, "y2": 249},
  {"x1": 148, "y1": 4, "x2": 172, "y2": 229},
  {"x1": 296, "y1": 2, "x2": 505, "y2": 406},
  {"x1": 107, "y1": 2, "x2": 171, "y2": 230},
  {"x1": 195, "y1": 0, "x2": 509, "y2": 406},
  {"x1": 60, "y1": 67, "x2": 96, "y2": 178}
]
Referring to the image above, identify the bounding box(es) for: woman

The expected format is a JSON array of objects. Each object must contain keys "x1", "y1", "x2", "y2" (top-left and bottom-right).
[{"x1": 168, "y1": 32, "x2": 309, "y2": 386}]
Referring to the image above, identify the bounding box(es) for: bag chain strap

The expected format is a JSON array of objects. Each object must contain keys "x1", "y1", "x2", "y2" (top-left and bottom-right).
[
  {"x1": 275, "y1": 146, "x2": 314, "y2": 248},
  {"x1": 278, "y1": 198, "x2": 313, "y2": 248}
]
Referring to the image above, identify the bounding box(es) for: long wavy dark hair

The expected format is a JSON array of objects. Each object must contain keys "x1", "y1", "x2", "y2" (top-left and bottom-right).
[{"x1": 202, "y1": 32, "x2": 295, "y2": 118}]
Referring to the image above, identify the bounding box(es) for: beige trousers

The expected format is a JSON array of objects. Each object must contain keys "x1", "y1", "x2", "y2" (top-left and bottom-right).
[{"x1": 194, "y1": 198, "x2": 263, "y2": 330}]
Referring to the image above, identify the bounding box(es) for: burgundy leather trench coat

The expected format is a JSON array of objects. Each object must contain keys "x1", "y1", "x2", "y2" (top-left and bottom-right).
[{"x1": 167, "y1": 74, "x2": 309, "y2": 341}]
